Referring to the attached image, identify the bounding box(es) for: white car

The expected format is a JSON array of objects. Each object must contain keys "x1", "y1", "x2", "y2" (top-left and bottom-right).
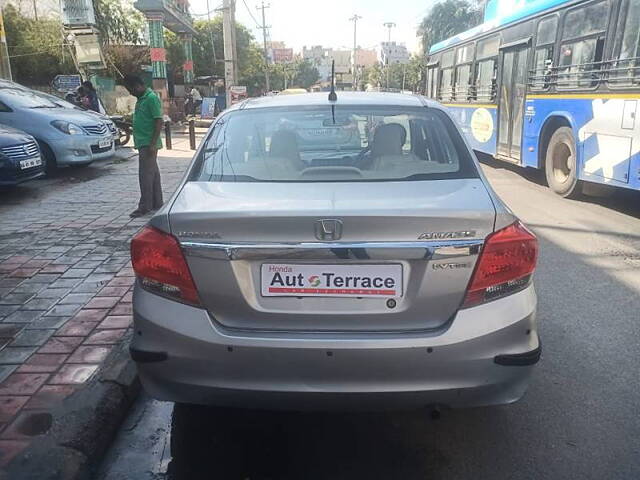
[{"x1": 130, "y1": 92, "x2": 540, "y2": 411}]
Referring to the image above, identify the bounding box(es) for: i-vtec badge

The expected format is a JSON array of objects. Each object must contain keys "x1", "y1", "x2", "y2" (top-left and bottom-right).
[
  {"x1": 418, "y1": 230, "x2": 476, "y2": 240},
  {"x1": 433, "y1": 262, "x2": 471, "y2": 270}
]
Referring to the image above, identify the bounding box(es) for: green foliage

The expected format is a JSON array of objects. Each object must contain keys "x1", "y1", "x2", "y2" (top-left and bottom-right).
[
  {"x1": 418, "y1": 0, "x2": 482, "y2": 53},
  {"x1": 290, "y1": 60, "x2": 320, "y2": 89},
  {"x1": 361, "y1": 56, "x2": 425, "y2": 92},
  {"x1": 165, "y1": 16, "x2": 267, "y2": 93},
  {"x1": 3, "y1": 4, "x2": 76, "y2": 84},
  {"x1": 93, "y1": 0, "x2": 145, "y2": 45}
]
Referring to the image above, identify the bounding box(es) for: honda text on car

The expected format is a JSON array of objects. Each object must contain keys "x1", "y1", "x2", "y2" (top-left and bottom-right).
[{"x1": 130, "y1": 92, "x2": 540, "y2": 411}]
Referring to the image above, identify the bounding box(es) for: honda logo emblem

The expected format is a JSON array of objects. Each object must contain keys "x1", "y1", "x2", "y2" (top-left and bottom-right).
[{"x1": 314, "y1": 219, "x2": 343, "y2": 241}]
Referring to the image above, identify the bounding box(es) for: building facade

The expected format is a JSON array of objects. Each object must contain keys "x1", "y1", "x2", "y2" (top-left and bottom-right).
[{"x1": 378, "y1": 41, "x2": 410, "y2": 65}]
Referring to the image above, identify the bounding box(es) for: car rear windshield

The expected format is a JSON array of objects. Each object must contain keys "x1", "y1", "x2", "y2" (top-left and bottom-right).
[{"x1": 191, "y1": 105, "x2": 478, "y2": 183}]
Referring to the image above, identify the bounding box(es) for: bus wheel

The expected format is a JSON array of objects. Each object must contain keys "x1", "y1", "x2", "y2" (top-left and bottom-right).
[{"x1": 545, "y1": 127, "x2": 581, "y2": 198}]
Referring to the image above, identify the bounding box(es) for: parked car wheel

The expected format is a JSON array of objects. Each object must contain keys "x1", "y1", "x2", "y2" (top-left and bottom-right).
[
  {"x1": 545, "y1": 127, "x2": 581, "y2": 198},
  {"x1": 38, "y1": 141, "x2": 57, "y2": 175}
]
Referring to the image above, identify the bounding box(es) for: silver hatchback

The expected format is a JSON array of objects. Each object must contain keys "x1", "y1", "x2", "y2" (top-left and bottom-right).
[{"x1": 130, "y1": 92, "x2": 540, "y2": 410}]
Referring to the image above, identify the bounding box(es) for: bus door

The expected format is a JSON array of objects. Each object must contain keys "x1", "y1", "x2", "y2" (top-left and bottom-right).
[{"x1": 497, "y1": 44, "x2": 529, "y2": 161}]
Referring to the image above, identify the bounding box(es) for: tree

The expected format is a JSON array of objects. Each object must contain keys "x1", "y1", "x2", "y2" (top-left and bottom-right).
[
  {"x1": 418, "y1": 0, "x2": 482, "y2": 54},
  {"x1": 93, "y1": 0, "x2": 145, "y2": 46},
  {"x1": 165, "y1": 16, "x2": 267, "y2": 93},
  {"x1": 291, "y1": 60, "x2": 320, "y2": 89},
  {"x1": 3, "y1": 4, "x2": 76, "y2": 85}
]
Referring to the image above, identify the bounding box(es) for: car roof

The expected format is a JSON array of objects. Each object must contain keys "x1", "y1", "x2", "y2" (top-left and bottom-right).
[{"x1": 233, "y1": 92, "x2": 439, "y2": 111}]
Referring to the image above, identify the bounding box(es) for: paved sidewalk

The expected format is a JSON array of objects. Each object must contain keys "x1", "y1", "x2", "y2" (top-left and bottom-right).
[{"x1": 0, "y1": 136, "x2": 197, "y2": 468}]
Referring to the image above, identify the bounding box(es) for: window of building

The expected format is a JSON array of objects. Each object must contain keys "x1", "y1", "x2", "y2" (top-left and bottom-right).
[
  {"x1": 531, "y1": 16, "x2": 558, "y2": 89},
  {"x1": 558, "y1": 0, "x2": 609, "y2": 88},
  {"x1": 610, "y1": 0, "x2": 640, "y2": 86}
]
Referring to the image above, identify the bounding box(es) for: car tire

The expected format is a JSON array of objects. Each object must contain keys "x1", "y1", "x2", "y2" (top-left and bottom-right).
[
  {"x1": 38, "y1": 142, "x2": 58, "y2": 176},
  {"x1": 545, "y1": 127, "x2": 581, "y2": 198}
]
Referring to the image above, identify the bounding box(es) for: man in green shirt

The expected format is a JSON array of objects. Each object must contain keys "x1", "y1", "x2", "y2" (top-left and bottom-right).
[{"x1": 123, "y1": 75, "x2": 164, "y2": 218}]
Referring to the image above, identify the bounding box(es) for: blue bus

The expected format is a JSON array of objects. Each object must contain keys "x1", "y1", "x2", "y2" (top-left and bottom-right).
[{"x1": 426, "y1": 0, "x2": 640, "y2": 197}]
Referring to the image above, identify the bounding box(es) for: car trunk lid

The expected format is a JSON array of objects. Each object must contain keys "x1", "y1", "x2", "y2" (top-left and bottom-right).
[{"x1": 171, "y1": 179, "x2": 495, "y2": 332}]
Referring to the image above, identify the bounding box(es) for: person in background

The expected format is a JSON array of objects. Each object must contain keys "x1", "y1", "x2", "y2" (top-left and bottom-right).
[
  {"x1": 190, "y1": 85, "x2": 202, "y2": 115},
  {"x1": 81, "y1": 81, "x2": 100, "y2": 112},
  {"x1": 122, "y1": 74, "x2": 164, "y2": 218}
]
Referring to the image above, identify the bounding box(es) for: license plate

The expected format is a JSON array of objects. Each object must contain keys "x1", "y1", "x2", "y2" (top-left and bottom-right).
[
  {"x1": 261, "y1": 264, "x2": 403, "y2": 298},
  {"x1": 20, "y1": 156, "x2": 42, "y2": 170},
  {"x1": 98, "y1": 139, "x2": 112, "y2": 148}
]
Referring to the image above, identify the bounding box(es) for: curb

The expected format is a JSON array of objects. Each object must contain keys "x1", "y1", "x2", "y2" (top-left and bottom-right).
[{"x1": 4, "y1": 332, "x2": 140, "y2": 480}]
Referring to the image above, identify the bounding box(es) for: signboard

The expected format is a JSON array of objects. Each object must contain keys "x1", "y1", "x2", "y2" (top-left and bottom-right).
[
  {"x1": 75, "y1": 34, "x2": 103, "y2": 65},
  {"x1": 271, "y1": 48, "x2": 294, "y2": 64},
  {"x1": 201, "y1": 97, "x2": 217, "y2": 119},
  {"x1": 229, "y1": 86, "x2": 248, "y2": 106},
  {"x1": 53, "y1": 75, "x2": 82, "y2": 92},
  {"x1": 61, "y1": 0, "x2": 96, "y2": 27}
]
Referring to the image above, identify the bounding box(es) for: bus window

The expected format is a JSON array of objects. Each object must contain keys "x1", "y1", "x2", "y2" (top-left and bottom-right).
[
  {"x1": 426, "y1": 65, "x2": 439, "y2": 98},
  {"x1": 610, "y1": 0, "x2": 640, "y2": 86},
  {"x1": 455, "y1": 44, "x2": 474, "y2": 101},
  {"x1": 475, "y1": 36, "x2": 500, "y2": 102},
  {"x1": 439, "y1": 50, "x2": 455, "y2": 101},
  {"x1": 558, "y1": 1, "x2": 609, "y2": 88},
  {"x1": 439, "y1": 68, "x2": 454, "y2": 101},
  {"x1": 532, "y1": 16, "x2": 558, "y2": 89}
]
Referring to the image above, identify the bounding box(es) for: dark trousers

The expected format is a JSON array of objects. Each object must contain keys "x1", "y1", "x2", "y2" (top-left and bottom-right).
[{"x1": 138, "y1": 146, "x2": 163, "y2": 212}]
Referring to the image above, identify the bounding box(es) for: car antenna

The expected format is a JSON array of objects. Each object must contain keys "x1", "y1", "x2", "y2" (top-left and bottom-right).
[{"x1": 328, "y1": 60, "x2": 337, "y2": 102}]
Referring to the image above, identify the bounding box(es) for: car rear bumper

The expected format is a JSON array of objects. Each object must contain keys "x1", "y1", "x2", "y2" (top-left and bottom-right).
[{"x1": 131, "y1": 284, "x2": 539, "y2": 410}]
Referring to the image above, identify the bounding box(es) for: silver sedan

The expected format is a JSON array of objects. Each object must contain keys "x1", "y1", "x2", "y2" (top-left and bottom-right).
[{"x1": 130, "y1": 92, "x2": 540, "y2": 411}]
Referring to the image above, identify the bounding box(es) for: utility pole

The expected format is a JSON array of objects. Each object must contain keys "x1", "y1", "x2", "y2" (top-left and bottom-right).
[
  {"x1": 349, "y1": 14, "x2": 362, "y2": 91},
  {"x1": 258, "y1": 1, "x2": 271, "y2": 93},
  {"x1": 222, "y1": 0, "x2": 238, "y2": 108},
  {"x1": 382, "y1": 22, "x2": 395, "y2": 91},
  {"x1": 0, "y1": 8, "x2": 12, "y2": 81},
  {"x1": 206, "y1": 0, "x2": 217, "y2": 65},
  {"x1": 33, "y1": 0, "x2": 38, "y2": 21}
]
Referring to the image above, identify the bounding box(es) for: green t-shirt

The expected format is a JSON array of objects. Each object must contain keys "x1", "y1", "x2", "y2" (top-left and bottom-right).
[{"x1": 133, "y1": 88, "x2": 163, "y2": 149}]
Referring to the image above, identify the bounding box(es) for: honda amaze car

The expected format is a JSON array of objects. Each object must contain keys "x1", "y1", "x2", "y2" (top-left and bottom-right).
[{"x1": 131, "y1": 92, "x2": 540, "y2": 410}]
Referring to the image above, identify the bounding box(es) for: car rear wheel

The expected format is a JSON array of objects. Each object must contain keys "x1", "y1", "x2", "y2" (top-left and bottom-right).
[{"x1": 545, "y1": 127, "x2": 581, "y2": 198}]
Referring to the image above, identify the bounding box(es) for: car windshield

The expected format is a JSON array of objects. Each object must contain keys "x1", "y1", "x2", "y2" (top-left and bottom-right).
[
  {"x1": 193, "y1": 105, "x2": 477, "y2": 182},
  {"x1": 0, "y1": 89, "x2": 61, "y2": 109}
]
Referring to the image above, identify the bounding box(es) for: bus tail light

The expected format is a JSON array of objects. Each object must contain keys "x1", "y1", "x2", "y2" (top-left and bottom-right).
[
  {"x1": 463, "y1": 221, "x2": 538, "y2": 308},
  {"x1": 131, "y1": 226, "x2": 201, "y2": 306}
]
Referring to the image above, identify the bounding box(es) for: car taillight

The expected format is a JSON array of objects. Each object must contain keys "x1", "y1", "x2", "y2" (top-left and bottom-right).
[
  {"x1": 131, "y1": 226, "x2": 201, "y2": 306},
  {"x1": 462, "y1": 221, "x2": 538, "y2": 308}
]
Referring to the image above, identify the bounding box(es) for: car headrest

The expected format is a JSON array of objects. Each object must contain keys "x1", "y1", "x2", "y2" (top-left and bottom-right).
[
  {"x1": 270, "y1": 130, "x2": 300, "y2": 161},
  {"x1": 371, "y1": 123, "x2": 407, "y2": 158}
]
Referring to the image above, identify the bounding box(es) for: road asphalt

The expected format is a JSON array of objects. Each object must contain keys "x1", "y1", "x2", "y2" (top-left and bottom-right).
[{"x1": 97, "y1": 157, "x2": 640, "y2": 480}]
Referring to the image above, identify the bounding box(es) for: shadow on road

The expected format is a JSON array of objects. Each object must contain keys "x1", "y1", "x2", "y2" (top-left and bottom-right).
[
  {"x1": 168, "y1": 404, "x2": 470, "y2": 480},
  {"x1": 477, "y1": 153, "x2": 640, "y2": 219}
]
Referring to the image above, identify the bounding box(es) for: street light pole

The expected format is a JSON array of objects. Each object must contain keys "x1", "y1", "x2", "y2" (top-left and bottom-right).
[
  {"x1": 258, "y1": 1, "x2": 271, "y2": 92},
  {"x1": 382, "y1": 22, "x2": 396, "y2": 91},
  {"x1": 349, "y1": 14, "x2": 362, "y2": 91}
]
